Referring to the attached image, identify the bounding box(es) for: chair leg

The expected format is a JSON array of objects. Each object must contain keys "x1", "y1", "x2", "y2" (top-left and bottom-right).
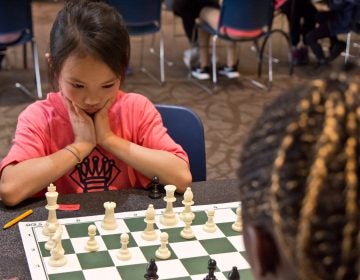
[
  {"x1": 32, "y1": 40, "x2": 42, "y2": 99},
  {"x1": 23, "y1": 44, "x2": 28, "y2": 69},
  {"x1": 344, "y1": 32, "x2": 351, "y2": 64},
  {"x1": 268, "y1": 35, "x2": 273, "y2": 87},
  {"x1": 159, "y1": 30, "x2": 165, "y2": 83},
  {"x1": 211, "y1": 35, "x2": 218, "y2": 84}
]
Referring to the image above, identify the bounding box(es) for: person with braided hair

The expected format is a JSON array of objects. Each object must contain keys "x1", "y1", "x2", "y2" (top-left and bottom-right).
[{"x1": 238, "y1": 65, "x2": 360, "y2": 280}]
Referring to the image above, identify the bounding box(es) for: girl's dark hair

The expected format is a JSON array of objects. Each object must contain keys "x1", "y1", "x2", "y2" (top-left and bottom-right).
[
  {"x1": 238, "y1": 68, "x2": 360, "y2": 280},
  {"x1": 48, "y1": 0, "x2": 130, "y2": 90}
]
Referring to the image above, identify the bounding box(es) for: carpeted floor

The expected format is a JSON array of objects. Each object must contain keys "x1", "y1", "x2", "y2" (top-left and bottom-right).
[{"x1": 0, "y1": 1, "x2": 351, "y2": 181}]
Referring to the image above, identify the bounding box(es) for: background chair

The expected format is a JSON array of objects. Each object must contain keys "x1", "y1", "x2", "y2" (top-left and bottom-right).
[
  {"x1": 0, "y1": 0, "x2": 42, "y2": 99},
  {"x1": 155, "y1": 104, "x2": 206, "y2": 182},
  {"x1": 106, "y1": 0, "x2": 165, "y2": 84},
  {"x1": 192, "y1": 0, "x2": 292, "y2": 90}
]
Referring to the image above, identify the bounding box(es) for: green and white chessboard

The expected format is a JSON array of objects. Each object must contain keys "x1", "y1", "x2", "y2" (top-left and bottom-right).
[{"x1": 19, "y1": 202, "x2": 253, "y2": 280}]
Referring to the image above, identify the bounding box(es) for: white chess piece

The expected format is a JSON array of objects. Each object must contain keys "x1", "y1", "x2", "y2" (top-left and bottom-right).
[
  {"x1": 48, "y1": 225, "x2": 67, "y2": 267},
  {"x1": 141, "y1": 204, "x2": 158, "y2": 241},
  {"x1": 85, "y1": 224, "x2": 99, "y2": 252},
  {"x1": 232, "y1": 207, "x2": 242, "y2": 232},
  {"x1": 180, "y1": 212, "x2": 195, "y2": 239},
  {"x1": 180, "y1": 187, "x2": 195, "y2": 222},
  {"x1": 160, "y1": 185, "x2": 178, "y2": 226},
  {"x1": 43, "y1": 183, "x2": 60, "y2": 236},
  {"x1": 155, "y1": 232, "x2": 171, "y2": 259},
  {"x1": 101, "y1": 201, "x2": 118, "y2": 230},
  {"x1": 203, "y1": 208, "x2": 217, "y2": 233},
  {"x1": 117, "y1": 233, "x2": 131, "y2": 261},
  {"x1": 45, "y1": 223, "x2": 57, "y2": 251}
]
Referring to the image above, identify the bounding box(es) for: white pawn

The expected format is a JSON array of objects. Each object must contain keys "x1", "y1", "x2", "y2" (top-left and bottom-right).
[
  {"x1": 117, "y1": 233, "x2": 131, "y2": 261},
  {"x1": 48, "y1": 226, "x2": 67, "y2": 267},
  {"x1": 155, "y1": 232, "x2": 171, "y2": 259},
  {"x1": 101, "y1": 201, "x2": 118, "y2": 230},
  {"x1": 180, "y1": 212, "x2": 195, "y2": 239},
  {"x1": 85, "y1": 224, "x2": 99, "y2": 252},
  {"x1": 203, "y1": 208, "x2": 217, "y2": 233},
  {"x1": 45, "y1": 223, "x2": 57, "y2": 251},
  {"x1": 232, "y1": 207, "x2": 242, "y2": 232},
  {"x1": 141, "y1": 204, "x2": 158, "y2": 241}
]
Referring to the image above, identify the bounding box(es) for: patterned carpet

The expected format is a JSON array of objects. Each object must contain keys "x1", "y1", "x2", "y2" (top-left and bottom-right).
[{"x1": 0, "y1": 1, "x2": 345, "y2": 181}]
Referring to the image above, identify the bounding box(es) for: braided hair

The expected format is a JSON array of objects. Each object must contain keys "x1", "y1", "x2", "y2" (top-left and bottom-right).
[{"x1": 238, "y1": 66, "x2": 360, "y2": 280}]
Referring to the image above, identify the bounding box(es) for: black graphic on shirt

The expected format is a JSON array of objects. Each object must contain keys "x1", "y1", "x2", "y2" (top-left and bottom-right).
[{"x1": 69, "y1": 147, "x2": 120, "y2": 192}]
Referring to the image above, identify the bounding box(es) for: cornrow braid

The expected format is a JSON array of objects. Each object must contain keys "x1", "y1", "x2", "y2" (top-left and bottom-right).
[{"x1": 238, "y1": 67, "x2": 360, "y2": 280}]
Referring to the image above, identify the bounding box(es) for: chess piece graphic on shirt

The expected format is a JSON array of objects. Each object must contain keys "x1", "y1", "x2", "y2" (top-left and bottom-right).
[
  {"x1": 101, "y1": 201, "x2": 118, "y2": 230},
  {"x1": 85, "y1": 224, "x2": 99, "y2": 252},
  {"x1": 160, "y1": 185, "x2": 178, "y2": 226},
  {"x1": 43, "y1": 183, "x2": 60, "y2": 236}
]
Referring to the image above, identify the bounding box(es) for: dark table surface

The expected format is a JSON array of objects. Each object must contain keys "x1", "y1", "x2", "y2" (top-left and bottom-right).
[{"x1": 0, "y1": 179, "x2": 240, "y2": 280}]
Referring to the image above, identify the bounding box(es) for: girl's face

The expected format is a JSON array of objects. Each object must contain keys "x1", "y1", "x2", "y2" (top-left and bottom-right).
[{"x1": 58, "y1": 54, "x2": 120, "y2": 114}]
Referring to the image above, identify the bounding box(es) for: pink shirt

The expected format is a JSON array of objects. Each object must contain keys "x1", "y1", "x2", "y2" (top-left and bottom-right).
[{"x1": 0, "y1": 91, "x2": 189, "y2": 196}]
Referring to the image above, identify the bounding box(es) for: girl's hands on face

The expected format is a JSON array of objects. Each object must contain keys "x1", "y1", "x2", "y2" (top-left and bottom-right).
[
  {"x1": 63, "y1": 95, "x2": 97, "y2": 155},
  {"x1": 94, "y1": 96, "x2": 116, "y2": 147}
]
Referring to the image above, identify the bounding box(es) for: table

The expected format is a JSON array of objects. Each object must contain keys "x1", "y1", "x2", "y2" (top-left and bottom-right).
[{"x1": 0, "y1": 179, "x2": 240, "y2": 280}]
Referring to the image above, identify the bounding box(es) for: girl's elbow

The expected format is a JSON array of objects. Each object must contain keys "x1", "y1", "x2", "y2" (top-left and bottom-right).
[
  {"x1": 0, "y1": 181, "x2": 22, "y2": 207},
  {"x1": 175, "y1": 170, "x2": 192, "y2": 194}
]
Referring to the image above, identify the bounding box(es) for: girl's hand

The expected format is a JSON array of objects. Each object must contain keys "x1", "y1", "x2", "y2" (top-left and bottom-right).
[
  {"x1": 64, "y1": 97, "x2": 96, "y2": 157},
  {"x1": 94, "y1": 97, "x2": 116, "y2": 147}
]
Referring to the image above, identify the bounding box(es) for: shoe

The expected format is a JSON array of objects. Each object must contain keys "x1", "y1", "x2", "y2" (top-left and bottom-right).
[
  {"x1": 292, "y1": 47, "x2": 309, "y2": 65},
  {"x1": 218, "y1": 65, "x2": 240, "y2": 79},
  {"x1": 191, "y1": 66, "x2": 211, "y2": 80},
  {"x1": 183, "y1": 47, "x2": 199, "y2": 69},
  {"x1": 329, "y1": 41, "x2": 346, "y2": 61}
]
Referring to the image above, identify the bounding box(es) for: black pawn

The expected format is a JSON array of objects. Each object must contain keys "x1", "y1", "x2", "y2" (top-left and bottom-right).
[
  {"x1": 144, "y1": 259, "x2": 159, "y2": 280},
  {"x1": 228, "y1": 266, "x2": 240, "y2": 280},
  {"x1": 203, "y1": 258, "x2": 217, "y2": 280},
  {"x1": 149, "y1": 176, "x2": 162, "y2": 199}
]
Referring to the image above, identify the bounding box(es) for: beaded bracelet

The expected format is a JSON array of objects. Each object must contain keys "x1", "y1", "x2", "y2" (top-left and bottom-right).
[{"x1": 64, "y1": 145, "x2": 82, "y2": 163}]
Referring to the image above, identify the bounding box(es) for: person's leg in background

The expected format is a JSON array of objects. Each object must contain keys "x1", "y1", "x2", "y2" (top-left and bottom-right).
[{"x1": 191, "y1": 6, "x2": 239, "y2": 80}]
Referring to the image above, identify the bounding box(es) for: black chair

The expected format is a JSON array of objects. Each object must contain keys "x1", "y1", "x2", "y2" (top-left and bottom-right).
[
  {"x1": 106, "y1": 0, "x2": 165, "y2": 84},
  {"x1": 0, "y1": 0, "x2": 42, "y2": 99},
  {"x1": 193, "y1": 0, "x2": 292, "y2": 90},
  {"x1": 155, "y1": 104, "x2": 206, "y2": 182}
]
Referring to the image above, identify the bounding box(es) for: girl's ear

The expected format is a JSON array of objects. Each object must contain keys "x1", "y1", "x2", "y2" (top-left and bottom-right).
[{"x1": 243, "y1": 224, "x2": 280, "y2": 279}]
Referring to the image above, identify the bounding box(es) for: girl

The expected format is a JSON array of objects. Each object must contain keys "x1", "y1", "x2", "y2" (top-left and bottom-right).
[{"x1": 0, "y1": 0, "x2": 192, "y2": 206}]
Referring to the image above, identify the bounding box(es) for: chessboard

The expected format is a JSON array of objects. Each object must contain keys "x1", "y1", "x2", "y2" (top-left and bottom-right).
[{"x1": 19, "y1": 202, "x2": 252, "y2": 280}]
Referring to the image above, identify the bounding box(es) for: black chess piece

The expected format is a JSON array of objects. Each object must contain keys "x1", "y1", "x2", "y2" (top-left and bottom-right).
[
  {"x1": 144, "y1": 258, "x2": 159, "y2": 280},
  {"x1": 203, "y1": 258, "x2": 217, "y2": 280},
  {"x1": 228, "y1": 266, "x2": 240, "y2": 280},
  {"x1": 148, "y1": 176, "x2": 163, "y2": 199}
]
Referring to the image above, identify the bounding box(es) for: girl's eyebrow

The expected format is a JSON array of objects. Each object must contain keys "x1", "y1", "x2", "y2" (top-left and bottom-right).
[{"x1": 66, "y1": 77, "x2": 117, "y2": 84}]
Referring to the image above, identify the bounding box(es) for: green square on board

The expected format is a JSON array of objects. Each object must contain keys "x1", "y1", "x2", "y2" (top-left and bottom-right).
[
  {"x1": 66, "y1": 222, "x2": 95, "y2": 238},
  {"x1": 39, "y1": 239, "x2": 75, "y2": 258},
  {"x1": 161, "y1": 227, "x2": 196, "y2": 243},
  {"x1": 217, "y1": 222, "x2": 241, "y2": 237},
  {"x1": 181, "y1": 256, "x2": 219, "y2": 275},
  {"x1": 123, "y1": 217, "x2": 158, "y2": 232},
  {"x1": 191, "y1": 211, "x2": 208, "y2": 226},
  {"x1": 200, "y1": 237, "x2": 236, "y2": 255},
  {"x1": 77, "y1": 250, "x2": 114, "y2": 269},
  {"x1": 102, "y1": 233, "x2": 137, "y2": 250},
  {"x1": 117, "y1": 263, "x2": 148, "y2": 279},
  {"x1": 140, "y1": 244, "x2": 178, "y2": 262},
  {"x1": 49, "y1": 271, "x2": 85, "y2": 280}
]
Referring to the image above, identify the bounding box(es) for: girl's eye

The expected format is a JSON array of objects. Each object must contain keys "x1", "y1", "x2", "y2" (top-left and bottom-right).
[
  {"x1": 102, "y1": 84, "x2": 114, "y2": 89},
  {"x1": 72, "y1": 83, "x2": 84, "y2": 89}
]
